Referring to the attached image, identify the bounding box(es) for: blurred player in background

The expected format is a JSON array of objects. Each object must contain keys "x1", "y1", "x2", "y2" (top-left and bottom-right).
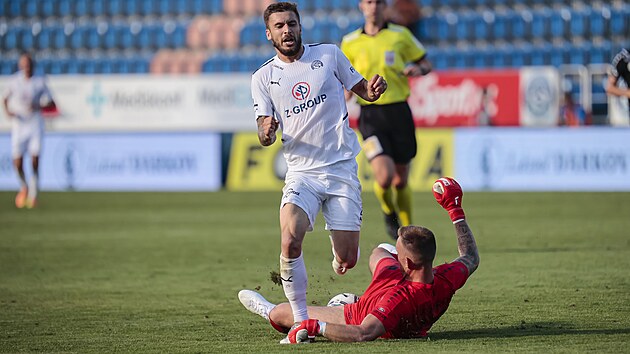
[
  {"x1": 341, "y1": 0, "x2": 432, "y2": 240},
  {"x1": 2, "y1": 53, "x2": 56, "y2": 209},
  {"x1": 239, "y1": 177, "x2": 479, "y2": 343},
  {"x1": 605, "y1": 48, "x2": 630, "y2": 125},
  {"x1": 251, "y1": 2, "x2": 387, "y2": 339},
  {"x1": 559, "y1": 91, "x2": 587, "y2": 127}
]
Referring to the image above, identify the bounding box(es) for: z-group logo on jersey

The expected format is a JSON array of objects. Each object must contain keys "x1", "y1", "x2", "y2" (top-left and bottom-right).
[
  {"x1": 292, "y1": 82, "x2": 310, "y2": 100},
  {"x1": 285, "y1": 81, "x2": 327, "y2": 117}
]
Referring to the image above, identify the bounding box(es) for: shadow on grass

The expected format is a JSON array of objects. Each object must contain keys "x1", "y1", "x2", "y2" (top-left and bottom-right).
[{"x1": 430, "y1": 322, "x2": 630, "y2": 340}]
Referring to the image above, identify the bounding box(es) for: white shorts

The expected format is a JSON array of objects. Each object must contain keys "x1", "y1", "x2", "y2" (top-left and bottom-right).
[
  {"x1": 11, "y1": 116, "x2": 44, "y2": 159},
  {"x1": 281, "y1": 159, "x2": 362, "y2": 232}
]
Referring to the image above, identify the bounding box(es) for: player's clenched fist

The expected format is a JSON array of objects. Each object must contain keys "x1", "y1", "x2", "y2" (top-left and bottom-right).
[
  {"x1": 432, "y1": 177, "x2": 465, "y2": 224},
  {"x1": 257, "y1": 116, "x2": 279, "y2": 146},
  {"x1": 287, "y1": 319, "x2": 320, "y2": 344},
  {"x1": 367, "y1": 74, "x2": 387, "y2": 101}
]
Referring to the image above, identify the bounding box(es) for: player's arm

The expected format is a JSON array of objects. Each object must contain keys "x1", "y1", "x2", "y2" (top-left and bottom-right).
[
  {"x1": 403, "y1": 56, "x2": 432, "y2": 77},
  {"x1": 351, "y1": 75, "x2": 387, "y2": 102},
  {"x1": 2, "y1": 88, "x2": 15, "y2": 118},
  {"x1": 432, "y1": 177, "x2": 480, "y2": 275},
  {"x1": 605, "y1": 74, "x2": 630, "y2": 98},
  {"x1": 288, "y1": 315, "x2": 385, "y2": 343},
  {"x1": 452, "y1": 220, "x2": 479, "y2": 275},
  {"x1": 369, "y1": 243, "x2": 397, "y2": 275},
  {"x1": 256, "y1": 115, "x2": 279, "y2": 146}
]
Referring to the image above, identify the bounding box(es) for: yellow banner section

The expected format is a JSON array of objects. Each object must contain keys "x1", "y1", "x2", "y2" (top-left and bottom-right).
[{"x1": 226, "y1": 129, "x2": 454, "y2": 191}]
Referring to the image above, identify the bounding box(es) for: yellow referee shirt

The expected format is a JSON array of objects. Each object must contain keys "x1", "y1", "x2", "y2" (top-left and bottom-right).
[{"x1": 341, "y1": 23, "x2": 426, "y2": 106}]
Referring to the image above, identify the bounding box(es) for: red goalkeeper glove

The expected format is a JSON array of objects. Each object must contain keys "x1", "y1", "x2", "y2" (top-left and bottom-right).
[
  {"x1": 287, "y1": 319, "x2": 322, "y2": 344},
  {"x1": 432, "y1": 177, "x2": 465, "y2": 224}
]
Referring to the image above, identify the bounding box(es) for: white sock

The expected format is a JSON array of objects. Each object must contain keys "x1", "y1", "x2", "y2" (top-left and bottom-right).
[
  {"x1": 28, "y1": 173, "x2": 38, "y2": 200},
  {"x1": 279, "y1": 253, "x2": 308, "y2": 323}
]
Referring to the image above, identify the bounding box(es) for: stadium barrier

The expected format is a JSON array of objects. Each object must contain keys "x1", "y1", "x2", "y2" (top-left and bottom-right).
[
  {"x1": 0, "y1": 69, "x2": 560, "y2": 133},
  {"x1": 0, "y1": 132, "x2": 222, "y2": 191},
  {"x1": 227, "y1": 127, "x2": 630, "y2": 192}
]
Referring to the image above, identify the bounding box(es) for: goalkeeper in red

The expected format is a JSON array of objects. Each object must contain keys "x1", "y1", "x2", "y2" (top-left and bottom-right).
[{"x1": 238, "y1": 177, "x2": 479, "y2": 343}]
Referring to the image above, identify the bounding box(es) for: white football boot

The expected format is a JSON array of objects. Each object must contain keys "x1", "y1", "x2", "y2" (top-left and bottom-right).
[{"x1": 238, "y1": 290, "x2": 276, "y2": 321}]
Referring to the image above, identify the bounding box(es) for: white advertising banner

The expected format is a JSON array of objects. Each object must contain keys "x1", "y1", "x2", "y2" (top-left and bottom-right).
[
  {"x1": 0, "y1": 132, "x2": 222, "y2": 191},
  {"x1": 0, "y1": 74, "x2": 255, "y2": 132},
  {"x1": 455, "y1": 128, "x2": 630, "y2": 191}
]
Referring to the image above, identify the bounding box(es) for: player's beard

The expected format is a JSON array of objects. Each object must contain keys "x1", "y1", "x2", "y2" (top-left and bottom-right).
[{"x1": 273, "y1": 35, "x2": 302, "y2": 57}]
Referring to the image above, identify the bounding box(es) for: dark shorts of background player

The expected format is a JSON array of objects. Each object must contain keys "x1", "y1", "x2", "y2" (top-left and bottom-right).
[{"x1": 358, "y1": 101, "x2": 417, "y2": 164}]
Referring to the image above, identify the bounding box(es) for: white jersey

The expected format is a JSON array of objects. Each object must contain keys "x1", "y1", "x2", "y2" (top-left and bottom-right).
[
  {"x1": 2, "y1": 71, "x2": 51, "y2": 124},
  {"x1": 251, "y1": 43, "x2": 364, "y2": 172}
]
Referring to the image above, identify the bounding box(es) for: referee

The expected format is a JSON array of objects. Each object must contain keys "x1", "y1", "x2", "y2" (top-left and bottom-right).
[{"x1": 341, "y1": 0, "x2": 431, "y2": 239}]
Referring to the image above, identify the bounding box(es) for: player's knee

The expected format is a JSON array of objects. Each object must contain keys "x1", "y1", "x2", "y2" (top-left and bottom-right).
[{"x1": 280, "y1": 236, "x2": 302, "y2": 258}]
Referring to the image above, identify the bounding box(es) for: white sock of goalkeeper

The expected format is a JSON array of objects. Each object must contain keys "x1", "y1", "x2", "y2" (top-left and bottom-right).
[{"x1": 280, "y1": 253, "x2": 308, "y2": 323}]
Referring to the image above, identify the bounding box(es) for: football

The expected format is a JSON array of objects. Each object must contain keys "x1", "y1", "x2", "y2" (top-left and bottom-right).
[{"x1": 327, "y1": 292, "x2": 359, "y2": 307}]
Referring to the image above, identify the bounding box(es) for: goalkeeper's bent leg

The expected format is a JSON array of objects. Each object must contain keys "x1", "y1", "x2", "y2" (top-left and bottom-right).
[{"x1": 280, "y1": 253, "x2": 309, "y2": 323}]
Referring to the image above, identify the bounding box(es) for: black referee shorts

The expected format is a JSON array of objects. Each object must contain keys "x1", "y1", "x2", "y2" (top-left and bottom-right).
[{"x1": 358, "y1": 101, "x2": 417, "y2": 164}]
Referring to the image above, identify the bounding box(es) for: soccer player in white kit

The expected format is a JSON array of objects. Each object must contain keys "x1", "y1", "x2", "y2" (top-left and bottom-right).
[
  {"x1": 2, "y1": 53, "x2": 56, "y2": 208},
  {"x1": 245, "y1": 2, "x2": 387, "y2": 340}
]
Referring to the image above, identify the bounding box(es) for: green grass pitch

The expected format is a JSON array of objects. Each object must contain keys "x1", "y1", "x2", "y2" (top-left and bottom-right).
[{"x1": 1, "y1": 191, "x2": 629, "y2": 353}]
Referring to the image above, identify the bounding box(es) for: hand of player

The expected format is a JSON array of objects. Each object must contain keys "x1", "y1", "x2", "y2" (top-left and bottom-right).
[
  {"x1": 403, "y1": 64, "x2": 422, "y2": 77},
  {"x1": 432, "y1": 177, "x2": 465, "y2": 224},
  {"x1": 259, "y1": 116, "x2": 279, "y2": 146},
  {"x1": 367, "y1": 74, "x2": 387, "y2": 101},
  {"x1": 287, "y1": 319, "x2": 320, "y2": 344}
]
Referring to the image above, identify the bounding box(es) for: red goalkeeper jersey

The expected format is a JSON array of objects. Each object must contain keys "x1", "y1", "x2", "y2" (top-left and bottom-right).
[{"x1": 344, "y1": 257, "x2": 469, "y2": 339}]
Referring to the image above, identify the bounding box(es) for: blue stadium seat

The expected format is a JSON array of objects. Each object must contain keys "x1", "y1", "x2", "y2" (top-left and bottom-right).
[
  {"x1": 107, "y1": 0, "x2": 123, "y2": 17},
  {"x1": 549, "y1": 9, "x2": 568, "y2": 38},
  {"x1": 8, "y1": 0, "x2": 22, "y2": 17},
  {"x1": 119, "y1": 26, "x2": 135, "y2": 49},
  {"x1": 531, "y1": 8, "x2": 550, "y2": 39},
  {"x1": 131, "y1": 59, "x2": 150, "y2": 73},
  {"x1": 590, "y1": 8, "x2": 606, "y2": 38},
  {"x1": 455, "y1": 12, "x2": 473, "y2": 42},
  {"x1": 88, "y1": 0, "x2": 106, "y2": 17},
  {"x1": 530, "y1": 43, "x2": 551, "y2": 66},
  {"x1": 508, "y1": 10, "x2": 529, "y2": 40},
  {"x1": 492, "y1": 12, "x2": 508, "y2": 40},
  {"x1": 70, "y1": 26, "x2": 87, "y2": 50},
  {"x1": 1, "y1": 60, "x2": 17, "y2": 75},
  {"x1": 430, "y1": 48, "x2": 448, "y2": 70},
  {"x1": 57, "y1": 0, "x2": 72, "y2": 17},
  {"x1": 569, "y1": 9, "x2": 587, "y2": 38},
  {"x1": 53, "y1": 26, "x2": 68, "y2": 49},
  {"x1": 40, "y1": 0, "x2": 55, "y2": 17},
  {"x1": 610, "y1": 6, "x2": 628, "y2": 35},
  {"x1": 82, "y1": 59, "x2": 99, "y2": 74},
  {"x1": 122, "y1": 0, "x2": 140, "y2": 17},
  {"x1": 140, "y1": 0, "x2": 158, "y2": 16},
  {"x1": 35, "y1": 27, "x2": 50, "y2": 50},
  {"x1": 549, "y1": 46, "x2": 565, "y2": 67},
  {"x1": 66, "y1": 58, "x2": 81, "y2": 74},
  {"x1": 103, "y1": 26, "x2": 120, "y2": 50},
  {"x1": 74, "y1": 0, "x2": 89, "y2": 17},
  {"x1": 472, "y1": 13, "x2": 489, "y2": 42},
  {"x1": 25, "y1": 0, "x2": 37, "y2": 17},
  {"x1": 3, "y1": 27, "x2": 20, "y2": 51},
  {"x1": 172, "y1": 24, "x2": 187, "y2": 48},
  {"x1": 21, "y1": 28, "x2": 35, "y2": 51},
  {"x1": 49, "y1": 59, "x2": 68, "y2": 75},
  {"x1": 84, "y1": 25, "x2": 101, "y2": 50}
]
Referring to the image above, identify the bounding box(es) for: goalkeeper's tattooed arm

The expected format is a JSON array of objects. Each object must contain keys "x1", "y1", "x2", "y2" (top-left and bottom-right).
[{"x1": 453, "y1": 220, "x2": 479, "y2": 275}]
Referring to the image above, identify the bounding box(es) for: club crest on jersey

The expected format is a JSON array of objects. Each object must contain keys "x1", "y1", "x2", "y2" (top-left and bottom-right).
[
  {"x1": 311, "y1": 60, "x2": 324, "y2": 70},
  {"x1": 292, "y1": 82, "x2": 310, "y2": 100}
]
